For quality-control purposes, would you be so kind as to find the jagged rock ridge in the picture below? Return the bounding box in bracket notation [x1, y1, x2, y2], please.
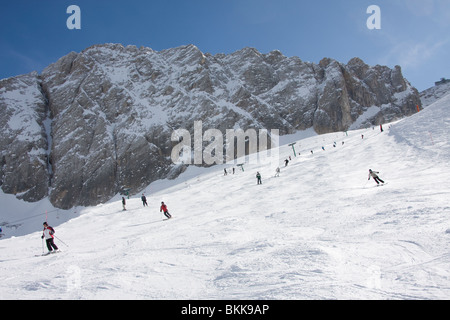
[0, 43, 421, 209]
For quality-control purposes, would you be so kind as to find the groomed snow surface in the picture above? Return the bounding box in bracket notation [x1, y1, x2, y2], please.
[1, 95, 449, 300]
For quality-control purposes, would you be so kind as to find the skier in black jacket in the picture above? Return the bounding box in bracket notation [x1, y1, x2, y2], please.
[141, 194, 148, 207]
[122, 197, 126, 210]
[256, 172, 262, 185]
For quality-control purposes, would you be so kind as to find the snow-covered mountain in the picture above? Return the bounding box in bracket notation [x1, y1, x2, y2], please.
[420, 81, 450, 107]
[0, 84, 448, 300]
[0, 44, 421, 210]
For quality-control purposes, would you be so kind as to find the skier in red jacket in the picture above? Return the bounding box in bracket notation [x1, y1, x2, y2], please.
[160, 202, 172, 219]
[41, 222, 59, 253]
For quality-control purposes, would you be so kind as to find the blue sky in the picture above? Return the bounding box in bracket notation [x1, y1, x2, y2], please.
[1, 0, 449, 91]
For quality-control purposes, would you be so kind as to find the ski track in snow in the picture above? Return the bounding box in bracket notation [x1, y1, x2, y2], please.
[1, 97, 450, 300]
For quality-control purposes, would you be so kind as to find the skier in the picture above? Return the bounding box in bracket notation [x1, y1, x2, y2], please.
[275, 167, 280, 177]
[141, 194, 148, 207]
[41, 222, 58, 254]
[380, 124, 384, 132]
[284, 159, 289, 167]
[256, 171, 262, 184]
[122, 197, 126, 211]
[160, 201, 172, 219]
[224, 168, 227, 176]
[368, 169, 385, 185]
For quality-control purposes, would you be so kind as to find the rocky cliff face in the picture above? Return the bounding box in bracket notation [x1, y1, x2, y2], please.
[0, 72, 50, 203]
[0, 43, 421, 209]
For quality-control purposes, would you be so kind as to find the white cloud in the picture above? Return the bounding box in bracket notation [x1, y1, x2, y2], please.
[399, 0, 450, 25]
[380, 39, 448, 68]
[403, 0, 435, 17]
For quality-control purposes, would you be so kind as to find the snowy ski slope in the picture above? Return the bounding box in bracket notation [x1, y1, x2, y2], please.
[0, 94, 449, 300]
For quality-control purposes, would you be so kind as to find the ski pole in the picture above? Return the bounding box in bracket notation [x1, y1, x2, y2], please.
[42, 237, 45, 254]
[363, 179, 370, 189]
[54, 235, 69, 247]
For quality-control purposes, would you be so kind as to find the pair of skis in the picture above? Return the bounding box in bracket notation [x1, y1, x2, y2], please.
[375, 182, 388, 187]
[35, 250, 62, 257]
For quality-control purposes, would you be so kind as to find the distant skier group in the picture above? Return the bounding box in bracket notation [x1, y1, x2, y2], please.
[255, 166, 385, 186]
[36, 196, 173, 256]
[124, 193, 171, 219]
[29, 125, 390, 256]
[251, 126, 388, 187]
